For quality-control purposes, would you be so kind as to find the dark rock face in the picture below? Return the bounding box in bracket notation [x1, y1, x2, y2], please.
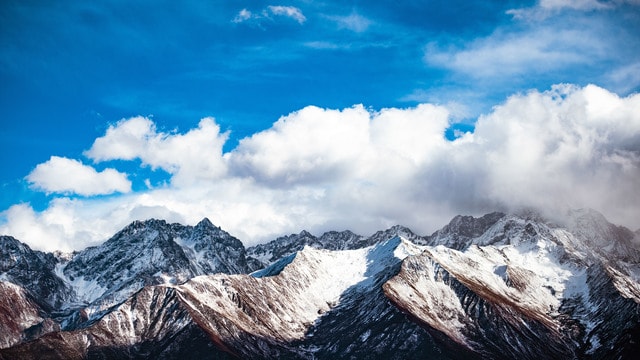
[0, 236, 73, 309]
[1, 218, 262, 345]
[425, 212, 506, 249]
[1, 210, 639, 359]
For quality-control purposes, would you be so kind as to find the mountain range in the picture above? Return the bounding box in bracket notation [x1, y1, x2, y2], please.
[0, 209, 638, 359]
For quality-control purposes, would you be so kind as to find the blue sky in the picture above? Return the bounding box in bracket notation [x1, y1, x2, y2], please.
[1, 1, 640, 251]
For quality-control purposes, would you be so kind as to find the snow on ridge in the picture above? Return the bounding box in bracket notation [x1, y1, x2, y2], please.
[177, 235, 425, 343]
[54, 262, 106, 305]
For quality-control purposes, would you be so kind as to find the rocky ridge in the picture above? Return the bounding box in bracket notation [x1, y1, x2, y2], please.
[0, 209, 638, 359]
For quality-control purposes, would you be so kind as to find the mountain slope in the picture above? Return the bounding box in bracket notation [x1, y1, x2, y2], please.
[178, 237, 438, 359]
[384, 212, 640, 359]
[0, 209, 638, 359]
[2, 237, 439, 359]
[0, 235, 73, 309]
[0, 281, 58, 349]
[57, 218, 259, 321]
[0, 285, 231, 359]
[246, 225, 423, 266]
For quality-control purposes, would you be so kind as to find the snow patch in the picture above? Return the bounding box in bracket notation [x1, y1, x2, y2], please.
[55, 263, 107, 304]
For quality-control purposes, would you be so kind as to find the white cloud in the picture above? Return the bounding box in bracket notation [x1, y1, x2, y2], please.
[0, 199, 129, 252]
[226, 104, 449, 185]
[606, 62, 640, 94]
[267, 6, 306, 24]
[2, 85, 640, 252]
[233, 9, 253, 23]
[508, 0, 639, 20]
[26, 156, 131, 196]
[232, 5, 306, 25]
[303, 41, 342, 50]
[85, 116, 228, 186]
[463, 84, 640, 223]
[424, 28, 604, 79]
[328, 12, 371, 33]
[538, 0, 608, 10]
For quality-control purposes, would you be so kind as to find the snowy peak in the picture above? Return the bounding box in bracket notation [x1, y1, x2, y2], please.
[170, 235, 429, 358]
[246, 225, 423, 267]
[194, 216, 214, 229]
[1, 211, 639, 359]
[0, 236, 72, 309]
[58, 218, 257, 317]
[367, 224, 425, 246]
[566, 208, 640, 262]
[426, 212, 505, 249]
[384, 211, 640, 359]
[175, 217, 253, 275]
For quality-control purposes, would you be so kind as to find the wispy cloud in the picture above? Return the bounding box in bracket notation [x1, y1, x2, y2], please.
[605, 62, 640, 94]
[4, 85, 640, 252]
[424, 27, 604, 80]
[232, 5, 306, 25]
[508, 0, 640, 20]
[327, 12, 371, 33]
[268, 6, 307, 24]
[232, 8, 253, 23]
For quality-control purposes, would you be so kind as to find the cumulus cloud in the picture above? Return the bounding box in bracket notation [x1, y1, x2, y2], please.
[26, 156, 131, 196]
[227, 104, 449, 185]
[0, 199, 128, 252]
[462, 84, 640, 223]
[2, 85, 640, 252]
[85, 116, 228, 186]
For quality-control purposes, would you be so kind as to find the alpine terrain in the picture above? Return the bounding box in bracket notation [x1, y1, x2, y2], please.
[0, 209, 638, 359]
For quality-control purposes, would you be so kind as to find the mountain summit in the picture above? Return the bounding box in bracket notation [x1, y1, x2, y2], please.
[1, 210, 638, 359]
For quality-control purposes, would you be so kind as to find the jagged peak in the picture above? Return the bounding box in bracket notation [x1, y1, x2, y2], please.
[435, 212, 505, 236]
[320, 229, 358, 236]
[195, 217, 217, 230]
[369, 224, 419, 240]
[298, 230, 315, 238]
[0, 235, 24, 246]
[118, 218, 170, 235]
[0, 235, 35, 254]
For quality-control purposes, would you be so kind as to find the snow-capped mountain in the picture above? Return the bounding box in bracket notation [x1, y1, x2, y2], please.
[0, 217, 262, 334]
[246, 225, 423, 266]
[1, 209, 639, 359]
[60, 218, 260, 319]
[0, 237, 439, 359]
[385, 212, 640, 359]
[0, 235, 73, 310]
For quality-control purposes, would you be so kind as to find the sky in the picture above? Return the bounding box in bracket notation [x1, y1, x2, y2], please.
[1, 0, 640, 251]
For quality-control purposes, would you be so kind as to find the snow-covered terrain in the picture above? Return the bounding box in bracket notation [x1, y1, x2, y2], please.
[0, 209, 638, 359]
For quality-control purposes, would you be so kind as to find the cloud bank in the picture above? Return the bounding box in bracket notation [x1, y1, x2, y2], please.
[2, 84, 639, 252]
